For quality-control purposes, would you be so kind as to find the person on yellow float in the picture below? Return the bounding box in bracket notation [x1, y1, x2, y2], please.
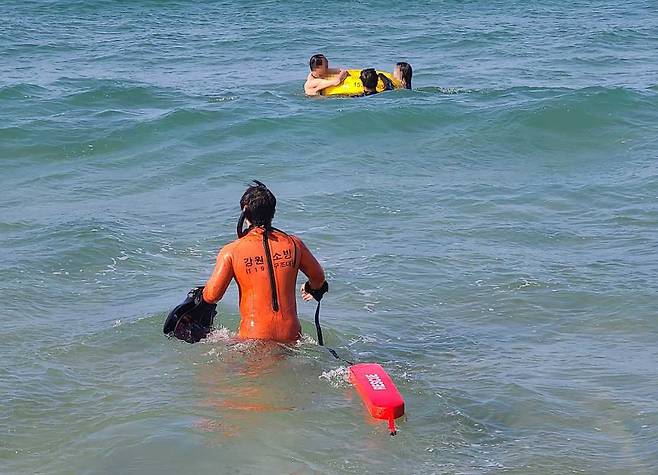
[306, 55, 413, 97]
[393, 62, 413, 89]
[304, 54, 349, 96]
[359, 68, 395, 96]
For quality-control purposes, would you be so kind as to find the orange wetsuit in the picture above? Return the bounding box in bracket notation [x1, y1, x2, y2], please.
[202, 227, 325, 342]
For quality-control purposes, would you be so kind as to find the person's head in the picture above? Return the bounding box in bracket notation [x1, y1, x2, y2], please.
[240, 180, 276, 227]
[360, 68, 379, 92]
[309, 54, 329, 76]
[394, 62, 413, 89]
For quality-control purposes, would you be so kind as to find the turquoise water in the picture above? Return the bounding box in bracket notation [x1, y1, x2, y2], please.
[2, 1, 658, 473]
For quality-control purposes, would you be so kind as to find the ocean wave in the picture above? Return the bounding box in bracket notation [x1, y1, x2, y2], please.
[58, 79, 187, 109]
[0, 83, 51, 100]
[3, 81, 655, 158]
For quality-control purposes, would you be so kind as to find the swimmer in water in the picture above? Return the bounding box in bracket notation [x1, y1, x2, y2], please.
[360, 68, 394, 96]
[201, 181, 328, 342]
[393, 62, 412, 89]
[304, 54, 349, 96]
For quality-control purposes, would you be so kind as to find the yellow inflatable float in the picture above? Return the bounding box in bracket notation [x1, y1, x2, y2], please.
[321, 69, 401, 97]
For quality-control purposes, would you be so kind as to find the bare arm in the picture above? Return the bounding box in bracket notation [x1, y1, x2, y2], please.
[304, 70, 349, 96]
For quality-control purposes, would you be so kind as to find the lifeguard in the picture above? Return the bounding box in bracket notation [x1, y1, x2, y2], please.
[202, 181, 328, 342]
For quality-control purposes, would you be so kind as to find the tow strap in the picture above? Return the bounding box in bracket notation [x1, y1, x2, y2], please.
[313, 298, 353, 365]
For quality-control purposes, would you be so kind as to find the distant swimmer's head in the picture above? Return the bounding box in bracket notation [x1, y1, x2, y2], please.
[360, 68, 379, 93]
[309, 54, 329, 76]
[394, 62, 413, 89]
[240, 180, 277, 229]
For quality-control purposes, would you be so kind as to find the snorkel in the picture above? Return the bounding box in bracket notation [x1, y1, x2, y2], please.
[236, 210, 247, 238]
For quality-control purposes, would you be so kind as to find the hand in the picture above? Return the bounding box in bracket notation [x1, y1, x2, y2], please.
[300, 283, 314, 301]
[301, 280, 329, 302]
[338, 69, 348, 81]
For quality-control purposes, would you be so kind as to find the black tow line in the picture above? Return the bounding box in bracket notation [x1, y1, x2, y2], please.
[313, 298, 353, 366]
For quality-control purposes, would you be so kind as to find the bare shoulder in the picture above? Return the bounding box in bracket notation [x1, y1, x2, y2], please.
[304, 73, 319, 95]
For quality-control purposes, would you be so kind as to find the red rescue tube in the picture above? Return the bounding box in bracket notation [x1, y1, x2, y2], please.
[349, 363, 405, 435]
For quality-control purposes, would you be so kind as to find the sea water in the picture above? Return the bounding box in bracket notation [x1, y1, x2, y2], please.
[1, 1, 657, 473]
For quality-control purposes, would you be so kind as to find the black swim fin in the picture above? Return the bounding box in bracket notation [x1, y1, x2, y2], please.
[163, 286, 217, 343]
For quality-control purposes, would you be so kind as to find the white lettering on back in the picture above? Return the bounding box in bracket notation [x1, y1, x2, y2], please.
[365, 373, 386, 391]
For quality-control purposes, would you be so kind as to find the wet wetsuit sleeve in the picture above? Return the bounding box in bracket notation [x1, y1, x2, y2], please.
[294, 236, 325, 288]
[203, 244, 235, 303]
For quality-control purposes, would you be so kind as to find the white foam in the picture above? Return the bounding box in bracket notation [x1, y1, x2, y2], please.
[319, 366, 351, 388]
[202, 326, 236, 344]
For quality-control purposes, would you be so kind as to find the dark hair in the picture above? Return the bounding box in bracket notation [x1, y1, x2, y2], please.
[309, 54, 326, 71]
[360, 68, 378, 91]
[240, 180, 276, 227]
[396, 62, 412, 89]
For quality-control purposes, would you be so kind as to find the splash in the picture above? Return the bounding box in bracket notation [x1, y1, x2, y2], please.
[319, 366, 351, 388]
[296, 333, 318, 346]
[202, 326, 236, 344]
